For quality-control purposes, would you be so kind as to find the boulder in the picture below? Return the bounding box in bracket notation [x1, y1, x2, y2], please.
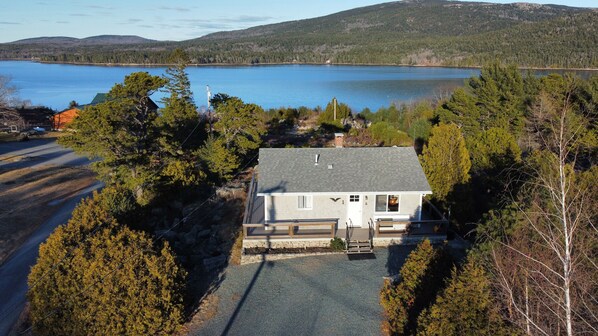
[184, 232, 196, 246]
[151, 207, 165, 216]
[203, 254, 227, 271]
[169, 200, 183, 211]
[197, 229, 211, 239]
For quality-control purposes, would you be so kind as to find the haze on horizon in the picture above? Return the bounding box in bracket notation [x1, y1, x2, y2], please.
[1, 0, 596, 43]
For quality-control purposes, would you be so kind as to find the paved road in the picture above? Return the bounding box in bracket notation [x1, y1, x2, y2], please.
[0, 138, 90, 170]
[0, 138, 95, 335]
[192, 246, 415, 336]
[0, 182, 102, 335]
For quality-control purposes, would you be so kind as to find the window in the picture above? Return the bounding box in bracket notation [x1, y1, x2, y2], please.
[375, 194, 400, 212]
[349, 195, 360, 202]
[375, 195, 387, 211]
[298, 195, 313, 209]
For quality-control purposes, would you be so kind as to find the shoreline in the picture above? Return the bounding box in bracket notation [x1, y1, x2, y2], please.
[1, 59, 597, 72]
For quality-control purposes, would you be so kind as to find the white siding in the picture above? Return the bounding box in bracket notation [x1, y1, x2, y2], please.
[266, 194, 347, 228]
[266, 193, 424, 230]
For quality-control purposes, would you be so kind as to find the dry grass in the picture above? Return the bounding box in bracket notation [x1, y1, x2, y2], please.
[8, 302, 32, 336]
[181, 294, 220, 334]
[0, 165, 96, 264]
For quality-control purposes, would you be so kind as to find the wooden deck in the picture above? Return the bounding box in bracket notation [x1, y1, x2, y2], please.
[242, 169, 448, 241]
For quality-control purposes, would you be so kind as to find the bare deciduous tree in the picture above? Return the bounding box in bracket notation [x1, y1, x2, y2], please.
[0, 75, 18, 109]
[489, 80, 597, 336]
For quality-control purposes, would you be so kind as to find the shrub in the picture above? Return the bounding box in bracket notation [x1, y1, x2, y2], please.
[330, 237, 345, 251]
[28, 192, 186, 335]
[417, 257, 511, 336]
[380, 239, 452, 335]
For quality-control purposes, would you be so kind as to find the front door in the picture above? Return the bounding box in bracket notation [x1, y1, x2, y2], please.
[347, 194, 363, 227]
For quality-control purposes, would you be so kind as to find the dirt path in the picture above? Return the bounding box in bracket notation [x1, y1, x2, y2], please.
[0, 165, 96, 265]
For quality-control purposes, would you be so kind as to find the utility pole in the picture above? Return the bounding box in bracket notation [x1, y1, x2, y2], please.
[333, 97, 337, 121]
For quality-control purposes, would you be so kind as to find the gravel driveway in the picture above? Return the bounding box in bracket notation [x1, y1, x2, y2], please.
[191, 246, 414, 336]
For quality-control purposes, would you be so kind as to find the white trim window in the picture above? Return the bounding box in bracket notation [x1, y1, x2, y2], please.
[375, 194, 400, 212]
[298, 195, 313, 210]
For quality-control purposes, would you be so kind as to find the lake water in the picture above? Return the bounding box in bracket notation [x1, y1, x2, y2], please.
[0, 61, 481, 111]
[0, 61, 593, 112]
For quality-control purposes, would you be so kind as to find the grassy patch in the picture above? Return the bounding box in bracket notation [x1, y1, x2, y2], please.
[0, 166, 96, 264]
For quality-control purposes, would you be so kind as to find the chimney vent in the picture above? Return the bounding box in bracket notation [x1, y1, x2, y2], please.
[334, 133, 344, 148]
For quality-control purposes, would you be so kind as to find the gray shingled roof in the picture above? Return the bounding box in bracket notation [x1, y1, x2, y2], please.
[257, 147, 432, 194]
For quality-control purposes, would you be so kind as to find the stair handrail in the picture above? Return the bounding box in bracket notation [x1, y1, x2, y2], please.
[368, 218, 374, 250]
[345, 221, 350, 250]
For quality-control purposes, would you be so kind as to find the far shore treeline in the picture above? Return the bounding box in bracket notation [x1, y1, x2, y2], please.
[1, 1, 597, 69]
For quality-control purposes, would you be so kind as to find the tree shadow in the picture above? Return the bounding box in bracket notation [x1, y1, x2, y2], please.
[385, 244, 413, 276]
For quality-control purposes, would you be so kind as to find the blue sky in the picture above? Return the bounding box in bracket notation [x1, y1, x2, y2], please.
[1, 1, 595, 43]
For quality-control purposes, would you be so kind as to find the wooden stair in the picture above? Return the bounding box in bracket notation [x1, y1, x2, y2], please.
[345, 240, 373, 254]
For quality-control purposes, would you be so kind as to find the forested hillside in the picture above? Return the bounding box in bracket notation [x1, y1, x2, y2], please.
[0, 0, 596, 68]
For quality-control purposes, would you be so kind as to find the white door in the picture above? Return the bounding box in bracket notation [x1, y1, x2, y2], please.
[347, 194, 363, 227]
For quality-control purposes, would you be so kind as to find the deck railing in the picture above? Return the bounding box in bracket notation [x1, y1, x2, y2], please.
[243, 220, 337, 240]
[242, 168, 258, 225]
[376, 219, 448, 237]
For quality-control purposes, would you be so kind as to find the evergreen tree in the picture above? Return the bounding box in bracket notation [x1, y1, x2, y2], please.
[417, 257, 511, 336]
[59, 72, 167, 204]
[159, 49, 202, 151]
[380, 239, 452, 335]
[213, 96, 266, 156]
[199, 135, 240, 180]
[468, 62, 525, 134]
[420, 124, 471, 201]
[28, 191, 186, 335]
[436, 88, 481, 138]
[157, 49, 206, 187]
[317, 98, 351, 127]
[439, 62, 526, 137]
[468, 127, 521, 173]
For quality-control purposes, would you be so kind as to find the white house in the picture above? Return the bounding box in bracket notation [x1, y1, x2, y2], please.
[243, 136, 448, 253]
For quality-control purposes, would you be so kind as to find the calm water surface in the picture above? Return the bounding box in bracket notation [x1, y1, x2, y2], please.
[2, 61, 594, 112]
[0, 61, 483, 111]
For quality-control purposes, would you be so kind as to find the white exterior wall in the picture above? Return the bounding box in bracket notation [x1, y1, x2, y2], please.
[266, 194, 347, 228]
[265, 193, 424, 229]
[362, 193, 423, 224]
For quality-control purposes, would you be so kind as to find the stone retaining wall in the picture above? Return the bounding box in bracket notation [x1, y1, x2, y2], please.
[242, 239, 331, 249]
[240, 235, 447, 265]
[373, 235, 446, 247]
[241, 251, 343, 265]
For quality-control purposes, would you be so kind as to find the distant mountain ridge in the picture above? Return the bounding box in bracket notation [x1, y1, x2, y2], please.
[0, 1, 596, 68]
[10, 35, 157, 46]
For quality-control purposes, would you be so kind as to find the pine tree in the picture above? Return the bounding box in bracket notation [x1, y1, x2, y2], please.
[159, 49, 202, 151]
[213, 96, 266, 156]
[59, 72, 167, 204]
[468, 127, 521, 173]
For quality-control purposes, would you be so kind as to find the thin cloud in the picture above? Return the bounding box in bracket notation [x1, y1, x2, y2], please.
[127, 19, 143, 23]
[223, 15, 274, 23]
[86, 5, 114, 10]
[69, 13, 91, 17]
[55, 21, 69, 24]
[159, 24, 183, 29]
[159, 6, 188, 12]
[138, 25, 153, 28]
[0, 21, 20, 25]
[190, 22, 233, 30]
